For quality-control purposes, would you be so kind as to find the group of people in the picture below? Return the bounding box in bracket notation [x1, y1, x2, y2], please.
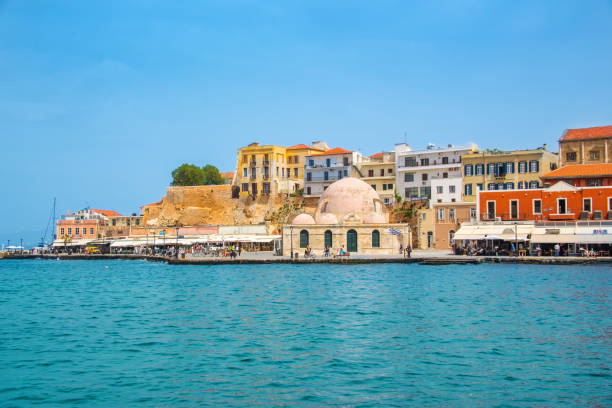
[399, 244, 412, 258]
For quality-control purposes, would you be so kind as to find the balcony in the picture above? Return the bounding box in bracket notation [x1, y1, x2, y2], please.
[249, 161, 257, 167]
[263, 160, 270, 166]
[306, 175, 346, 182]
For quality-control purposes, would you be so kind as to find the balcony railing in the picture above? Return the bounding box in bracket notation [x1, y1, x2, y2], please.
[306, 175, 346, 182]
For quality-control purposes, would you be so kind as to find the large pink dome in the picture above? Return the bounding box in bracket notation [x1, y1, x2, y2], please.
[292, 213, 315, 225]
[315, 177, 388, 224]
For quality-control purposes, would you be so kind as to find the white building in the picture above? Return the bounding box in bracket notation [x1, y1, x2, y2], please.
[430, 177, 463, 205]
[304, 147, 364, 197]
[395, 143, 478, 201]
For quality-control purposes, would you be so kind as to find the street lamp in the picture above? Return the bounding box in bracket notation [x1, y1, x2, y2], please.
[175, 226, 179, 259]
[290, 225, 294, 259]
[514, 222, 518, 256]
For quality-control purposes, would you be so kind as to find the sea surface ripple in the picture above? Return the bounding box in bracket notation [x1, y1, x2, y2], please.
[0, 260, 610, 407]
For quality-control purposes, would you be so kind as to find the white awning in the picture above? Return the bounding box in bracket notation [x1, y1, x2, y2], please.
[531, 234, 612, 244]
[52, 239, 95, 247]
[453, 224, 533, 241]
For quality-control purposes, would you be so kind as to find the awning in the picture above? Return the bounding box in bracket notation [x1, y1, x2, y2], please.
[453, 225, 533, 242]
[52, 239, 95, 247]
[531, 234, 612, 244]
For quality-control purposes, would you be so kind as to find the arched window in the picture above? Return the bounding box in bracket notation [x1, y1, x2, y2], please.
[299, 230, 309, 248]
[347, 229, 358, 252]
[372, 230, 380, 248]
[324, 230, 333, 248]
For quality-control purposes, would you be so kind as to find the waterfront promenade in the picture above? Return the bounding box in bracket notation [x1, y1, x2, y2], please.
[4, 250, 612, 265]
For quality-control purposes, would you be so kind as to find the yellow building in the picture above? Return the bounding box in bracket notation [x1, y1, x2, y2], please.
[285, 143, 327, 194]
[235, 143, 287, 197]
[461, 146, 558, 202]
[416, 207, 434, 249]
[357, 152, 396, 206]
[559, 125, 612, 166]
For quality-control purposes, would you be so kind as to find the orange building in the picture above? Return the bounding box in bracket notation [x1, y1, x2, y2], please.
[478, 182, 612, 222]
[55, 208, 120, 242]
[541, 163, 612, 187]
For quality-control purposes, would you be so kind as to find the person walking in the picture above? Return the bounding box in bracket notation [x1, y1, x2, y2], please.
[554, 243, 560, 257]
[405, 244, 412, 258]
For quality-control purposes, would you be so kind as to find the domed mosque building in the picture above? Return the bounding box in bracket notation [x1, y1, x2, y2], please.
[282, 177, 411, 256]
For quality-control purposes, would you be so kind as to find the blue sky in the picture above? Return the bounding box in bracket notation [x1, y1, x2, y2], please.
[1, 0, 611, 245]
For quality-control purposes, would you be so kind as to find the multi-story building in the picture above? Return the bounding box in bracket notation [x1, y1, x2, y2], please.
[559, 125, 612, 166]
[283, 142, 328, 194]
[478, 182, 612, 222]
[430, 177, 462, 205]
[105, 215, 144, 239]
[461, 146, 558, 202]
[234, 143, 287, 197]
[395, 143, 477, 202]
[56, 208, 120, 242]
[415, 207, 434, 249]
[432, 202, 476, 249]
[541, 163, 612, 187]
[357, 151, 396, 205]
[304, 147, 364, 197]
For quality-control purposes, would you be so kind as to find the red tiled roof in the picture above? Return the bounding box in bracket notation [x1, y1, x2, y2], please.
[140, 200, 163, 209]
[91, 209, 121, 217]
[370, 153, 383, 158]
[560, 125, 612, 141]
[220, 172, 234, 179]
[286, 144, 324, 151]
[541, 163, 612, 179]
[310, 147, 353, 157]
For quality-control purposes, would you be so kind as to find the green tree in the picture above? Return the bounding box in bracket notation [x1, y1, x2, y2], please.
[202, 164, 225, 185]
[171, 164, 206, 186]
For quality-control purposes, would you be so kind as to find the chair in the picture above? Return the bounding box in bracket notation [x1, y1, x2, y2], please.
[593, 211, 603, 220]
[579, 211, 590, 220]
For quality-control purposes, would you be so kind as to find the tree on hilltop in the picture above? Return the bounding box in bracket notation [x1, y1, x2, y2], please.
[171, 163, 225, 186]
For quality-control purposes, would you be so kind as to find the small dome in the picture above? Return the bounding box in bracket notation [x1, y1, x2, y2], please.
[292, 213, 315, 225]
[316, 213, 339, 224]
[364, 212, 386, 223]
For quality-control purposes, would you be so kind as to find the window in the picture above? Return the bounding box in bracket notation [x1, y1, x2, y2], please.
[464, 184, 472, 196]
[405, 187, 418, 198]
[421, 158, 429, 166]
[464, 164, 473, 176]
[470, 208, 476, 219]
[566, 152, 577, 162]
[135, 219, 140, 226]
[487, 163, 496, 174]
[477, 183, 483, 192]
[533, 200, 542, 214]
[518, 161, 527, 173]
[422, 174, 428, 181]
[518, 181, 523, 189]
[510, 200, 519, 219]
[404, 173, 414, 182]
[293, 168, 298, 177]
[448, 208, 455, 221]
[343, 157, 349, 166]
[306, 172, 312, 181]
[506, 162, 515, 174]
[436, 186, 443, 194]
[243, 168, 247, 177]
[557, 198, 567, 214]
[60, 228, 65, 235]
[443, 172, 448, 179]
[387, 168, 393, 174]
[380, 169, 385, 176]
[506, 182, 514, 190]
[82, 228, 87, 235]
[437, 208, 445, 220]
[529, 160, 539, 173]
[346, 229, 358, 252]
[371, 184, 377, 190]
[306, 187, 311, 195]
[324, 171, 329, 181]
[420, 186, 431, 198]
[387, 184, 393, 190]
[583, 198, 592, 213]
[442, 157, 449, 164]
[112, 219, 116, 226]
[372, 230, 380, 248]
[299, 230, 309, 248]
[75, 228, 80, 235]
[475, 164, 484, 175]
[449, 185, 456, 193]
[382, 184, 387, 190]
[589, 150, 601, 160]
[609, 197, 612, 211]
[68, 228, 72, 235]
[529, 181, 539, 189]
[422, 213, 426, 220]
[324, 230, 332, 248]
[487, 201, 496, 220]
[294, 156, 299, 163]
[587, 178, 602, 186]
[368, 170, 374, 177]
[487, 183, 496, 190]
[309, 159, 314, 166]
[242, 183, 248, 192]
[405, 156, 416, 167]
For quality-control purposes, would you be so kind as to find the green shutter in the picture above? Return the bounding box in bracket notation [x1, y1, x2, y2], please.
[299, 230, 309, 248]
[372, 230, 380, 248]
[324, 230, 332, 248]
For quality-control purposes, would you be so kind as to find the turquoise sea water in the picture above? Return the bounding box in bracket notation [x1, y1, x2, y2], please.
[0, 260, 610, 407]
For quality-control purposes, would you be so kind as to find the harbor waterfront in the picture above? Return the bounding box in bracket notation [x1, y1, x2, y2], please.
[0, 259, 610, 406]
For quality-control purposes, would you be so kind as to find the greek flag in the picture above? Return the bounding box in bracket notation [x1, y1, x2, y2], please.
[388, 227, 402, 236]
